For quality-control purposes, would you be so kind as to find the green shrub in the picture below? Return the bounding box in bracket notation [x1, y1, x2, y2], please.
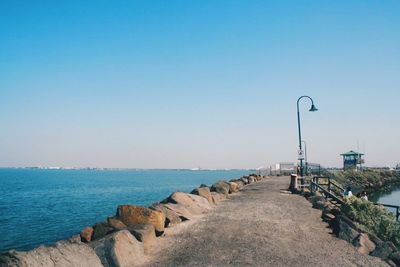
[342, 197, 400, 247]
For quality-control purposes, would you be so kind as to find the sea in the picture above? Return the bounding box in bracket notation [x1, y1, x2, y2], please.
[372, 187, 400, 216]
[0, 168, 251, 253]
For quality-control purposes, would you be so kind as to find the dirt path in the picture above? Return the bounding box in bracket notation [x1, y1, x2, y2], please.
[142, 177, 388, 267]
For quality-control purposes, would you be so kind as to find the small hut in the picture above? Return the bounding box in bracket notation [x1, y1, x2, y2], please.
[340, 150, 364, 170]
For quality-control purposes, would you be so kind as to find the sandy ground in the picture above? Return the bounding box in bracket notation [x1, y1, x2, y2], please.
[140, 177, 388, 267]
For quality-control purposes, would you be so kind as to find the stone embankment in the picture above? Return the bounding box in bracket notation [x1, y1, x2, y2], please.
[0, 174, 263, 267]
[332, 170, 400, 194]
[308, 193, 400, 266]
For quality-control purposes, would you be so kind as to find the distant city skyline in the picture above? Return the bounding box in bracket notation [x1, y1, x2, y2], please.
[1, 1, 399, 169]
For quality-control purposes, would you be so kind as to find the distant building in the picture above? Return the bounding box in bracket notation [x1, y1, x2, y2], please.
[271, 162, 296, 175]
[340, 150, 364, 170]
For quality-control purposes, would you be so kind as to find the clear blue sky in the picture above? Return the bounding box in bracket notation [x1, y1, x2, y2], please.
[0, 1, 399, 169]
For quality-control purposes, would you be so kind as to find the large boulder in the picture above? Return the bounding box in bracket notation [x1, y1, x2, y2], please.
[230, 179, 244, 187]
[150, 203, 182, 227]
[0, 239, 102, 267]
[116, 205, 165, 236]
[127, 224, 156, 254]
[210, 192, 226, 203]
[161, 191, 214, 220]
[80, 226, 94, 242]
[210, 181, 230, 195]
[107, 217, 127, 231]
[389, 251, 400, 266]
[240, 177, 249, 185]
[92, 222, 115, 241]
[163, 192, 212, 214]
[332, 215, 360, 243]
[90, 230, 144, 267]
[248, 176, 256, 183]
[228, 182, 240, 193]
[371, 241, 397, 260]
[352, 233, 376, 255]
[191, 187, 214, 204]
[163, 203, 195, 220]
[234, 180, 244, 189]
[309, 196, 327, 210]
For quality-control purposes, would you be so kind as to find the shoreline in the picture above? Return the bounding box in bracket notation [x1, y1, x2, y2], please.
[0, 169, 252, 254]
[0, 174, 264, 266]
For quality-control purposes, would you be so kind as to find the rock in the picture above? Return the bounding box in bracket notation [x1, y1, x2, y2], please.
[93, 222, 115, 241]
[240, 177, 249, 185]
[228, 182, 239, 193]
[352, 233, 376, 255]
[191, 187, 214, 204]
[313, 200, 326, 210]
[68, 235, 82, 244]
[90, 230, 144, 267]
[163, 192, 211, 212]
[116, 205, 165, 236]
[371, 241, 397, 260]
[211, 192, 226, 203]
[80, 226, 94, 242]
[248, 176, 256, 183]
[0, 239, 102, 267]
[332, 215, 360, 243]
[163, 203, 195, 220]
[255, 175, 262, 181]
[210, 181, 230, 195]
[150, 203, 182, 227]
[368, 233, 384, 247]
[199, 184, 208, 188]
[107, 217, 127, 230]
[322, 213, 336, 222]
[309, 196, 326, 210]
[389, 251, 400, 266]
[160, 192, 212, 221]
[235, 180, 244, 188]
[127, 224, 156, 254]
[230, 179, 244, 188]
[187, 193, 212, 210]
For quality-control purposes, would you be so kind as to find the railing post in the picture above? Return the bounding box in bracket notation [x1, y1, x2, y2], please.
[328, 178, 331, 193]
[397, 207, 399, 221]
[311, 177, 315, 193]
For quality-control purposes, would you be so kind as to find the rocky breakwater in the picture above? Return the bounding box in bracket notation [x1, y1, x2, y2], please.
[0, 174, 266, 267]
[332, 170, 400, 195]
[308, 193, 400, 266]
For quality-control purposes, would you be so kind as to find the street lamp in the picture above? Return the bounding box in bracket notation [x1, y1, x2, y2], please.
[297, 96, 317, 189]
[302, 140, 308, 175]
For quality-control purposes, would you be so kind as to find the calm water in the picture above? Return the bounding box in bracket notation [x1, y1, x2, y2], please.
[0, 168, 250, 253]
[374, 186, 400, 215]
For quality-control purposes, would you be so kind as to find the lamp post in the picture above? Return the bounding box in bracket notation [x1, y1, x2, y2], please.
[297, 96, 318, 189]
[302, 140, 308, 175]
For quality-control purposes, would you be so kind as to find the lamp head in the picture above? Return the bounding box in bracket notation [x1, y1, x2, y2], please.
[309, 104, 318, 112]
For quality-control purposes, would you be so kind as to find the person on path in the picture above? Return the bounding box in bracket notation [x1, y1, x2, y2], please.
[344, 186, 353, 198]
[360, 191, 368, 201]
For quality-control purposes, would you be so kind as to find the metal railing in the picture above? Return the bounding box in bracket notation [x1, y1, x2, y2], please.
[310, 175, 400, 220]
[310, 180, 344, 205]
[373, 203, 400, 221]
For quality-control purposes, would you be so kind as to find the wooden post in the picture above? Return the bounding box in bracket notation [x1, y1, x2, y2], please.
[328, 178, 331, 193]
[290, 174, 298, 193]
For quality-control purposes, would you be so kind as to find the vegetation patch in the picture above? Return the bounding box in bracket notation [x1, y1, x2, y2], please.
[342, 197, 400, 248]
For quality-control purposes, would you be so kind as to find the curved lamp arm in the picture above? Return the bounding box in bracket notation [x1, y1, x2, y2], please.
[297, 95, 317, 150]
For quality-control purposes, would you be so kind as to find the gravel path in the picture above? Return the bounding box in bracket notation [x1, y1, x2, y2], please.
[142, 177, 388, 267]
